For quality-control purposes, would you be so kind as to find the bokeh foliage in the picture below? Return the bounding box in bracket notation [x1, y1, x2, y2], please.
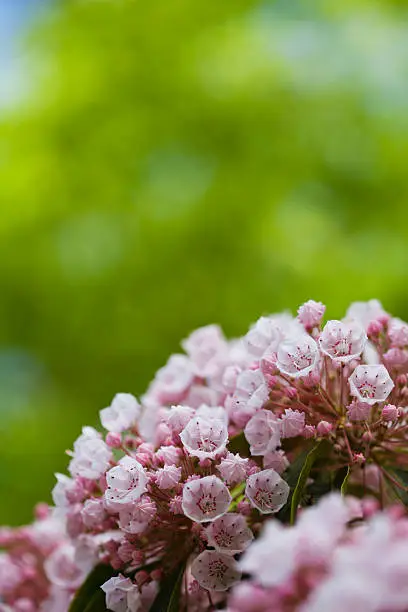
[1, 0, 408, 524]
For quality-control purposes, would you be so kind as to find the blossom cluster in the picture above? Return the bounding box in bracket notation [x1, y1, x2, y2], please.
[2, 299, 408, 612]
[0, 505, 86, 612]
[228, 493, 408, 612]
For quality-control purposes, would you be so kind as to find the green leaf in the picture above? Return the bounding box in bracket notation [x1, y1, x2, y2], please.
[290, 440, 328, 525]
[69, 565, 116, 612]
[228, 432, 250, 457]
[340, 466, 350, 496]
[150, 562, 185, 612]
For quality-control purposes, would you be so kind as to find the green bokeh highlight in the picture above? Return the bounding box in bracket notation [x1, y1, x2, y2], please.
[1, 0, 408, 524]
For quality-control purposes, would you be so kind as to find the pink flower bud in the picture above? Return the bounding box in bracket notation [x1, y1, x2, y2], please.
[361, 497, 380, 518]
[34, 503, 50, 520]
[362, 431, 373, 443]
[382, 404, 399, 422]
[303, 425, 316, 439]
[367, 320, 383, 337]
[106, 432, 122, 448]
[316, 420, 333, 436]
[353, 452, 365, 464]
[135, 570, 150, 587]
[150, 569, 163, 581]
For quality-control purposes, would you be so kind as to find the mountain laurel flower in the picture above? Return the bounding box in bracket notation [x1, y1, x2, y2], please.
[101, 575, 141, 612]
[147, 354, 194, 404]
[81, 498, 106, 529]
[345, 299, 389, 331]
[51, 473, 83, 507]
[244, 410, 280, 456]
[166, 405, 195, 434]
[217, 452, 249, 485]
[319, 320, 367, 363]
[155, 465, 182, 489]
[205, 513, 253, 555]
[388, 318, 408, 348]
[104, 456, 148, 511]
[191, 550, 241, 591]
[181, 324, 228, 378]
[230, 369, 269, 422]
[68, 427, 112, 480]
[349, 364, 394, 405]
[381, 404, 400, 422]
[44, 543, 86, 590]
[156, 445, 182, 465]
[180, 417, 228, 460]
[244, 314, 303, 358]
[297, 300, 326, 330]
[245, 469, 290, 514]
[99, 393, 141, 433]
[182, 476, 231, 523]
[276, 334, 319, 378]
[279, 409, 305, 438]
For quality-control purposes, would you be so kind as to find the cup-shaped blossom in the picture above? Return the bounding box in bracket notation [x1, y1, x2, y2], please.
[245, 314, 303, 358]
[246, 469, 289, 514]
[205, 513, 253, 555]
[191, 550, 241, 591]
[319, 320, 367, 363]
[180, 417, 228, 460]
[276, 334, 319, 378]
[244, 410, 280, 456]
[99, 393, 141, 433]
[345, 299, 388, 331]
[104, 456, 148, 511]
[182, 476, 231, 523]
[348, 364, 394, 405]
[69, 427, 112, 480]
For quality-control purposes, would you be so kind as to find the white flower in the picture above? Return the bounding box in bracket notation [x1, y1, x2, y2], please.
[100, 393, 140, 433]
[68, 427, 112, 480]
[345, 299, 388, 331]
[319, 320, 367, 363]
[231, 368, 269, 420]
[182, 324, 229, 378]
[191, 550, 241, 591]
[245, 469, 289, 514]
[180, 416, 228, 460]
[244, 314, 303, 358]
[44, 544, 87, 590]
[349, 365, 394, 406]
[101, 575, 142, 612]
[276, 334, 319, 378]
[205, 513, 253, 555]
[182, 476, 231, 523]
[104, 456, 148, 511]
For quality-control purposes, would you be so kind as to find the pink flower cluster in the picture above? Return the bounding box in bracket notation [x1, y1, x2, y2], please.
[228, 493, 408, 612]
[2, 299, 408, 612]
[0, 505, 86, 611]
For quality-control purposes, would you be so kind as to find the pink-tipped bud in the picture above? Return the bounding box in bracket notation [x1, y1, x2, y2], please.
[34, 502, 50, 520]
[367, 320, 383, 337]
[106, 432, 122, 448]
[362, 431, 373, 443]
[397, 374, 408, 387]
[199, 458, 212, 469]
[353, 452, 365, 464]
[382, 404, 400, 422]
[237, 500, 252, 516]
[361, 497, 380, 518]
[135, 570, 150, 587]
[317, 420, 333, 436]
[150, 569, 164, 582]
[303, 425, 316, 439]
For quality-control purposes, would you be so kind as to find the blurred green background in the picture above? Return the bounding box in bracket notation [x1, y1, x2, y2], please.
[1, 0, 408, 525]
